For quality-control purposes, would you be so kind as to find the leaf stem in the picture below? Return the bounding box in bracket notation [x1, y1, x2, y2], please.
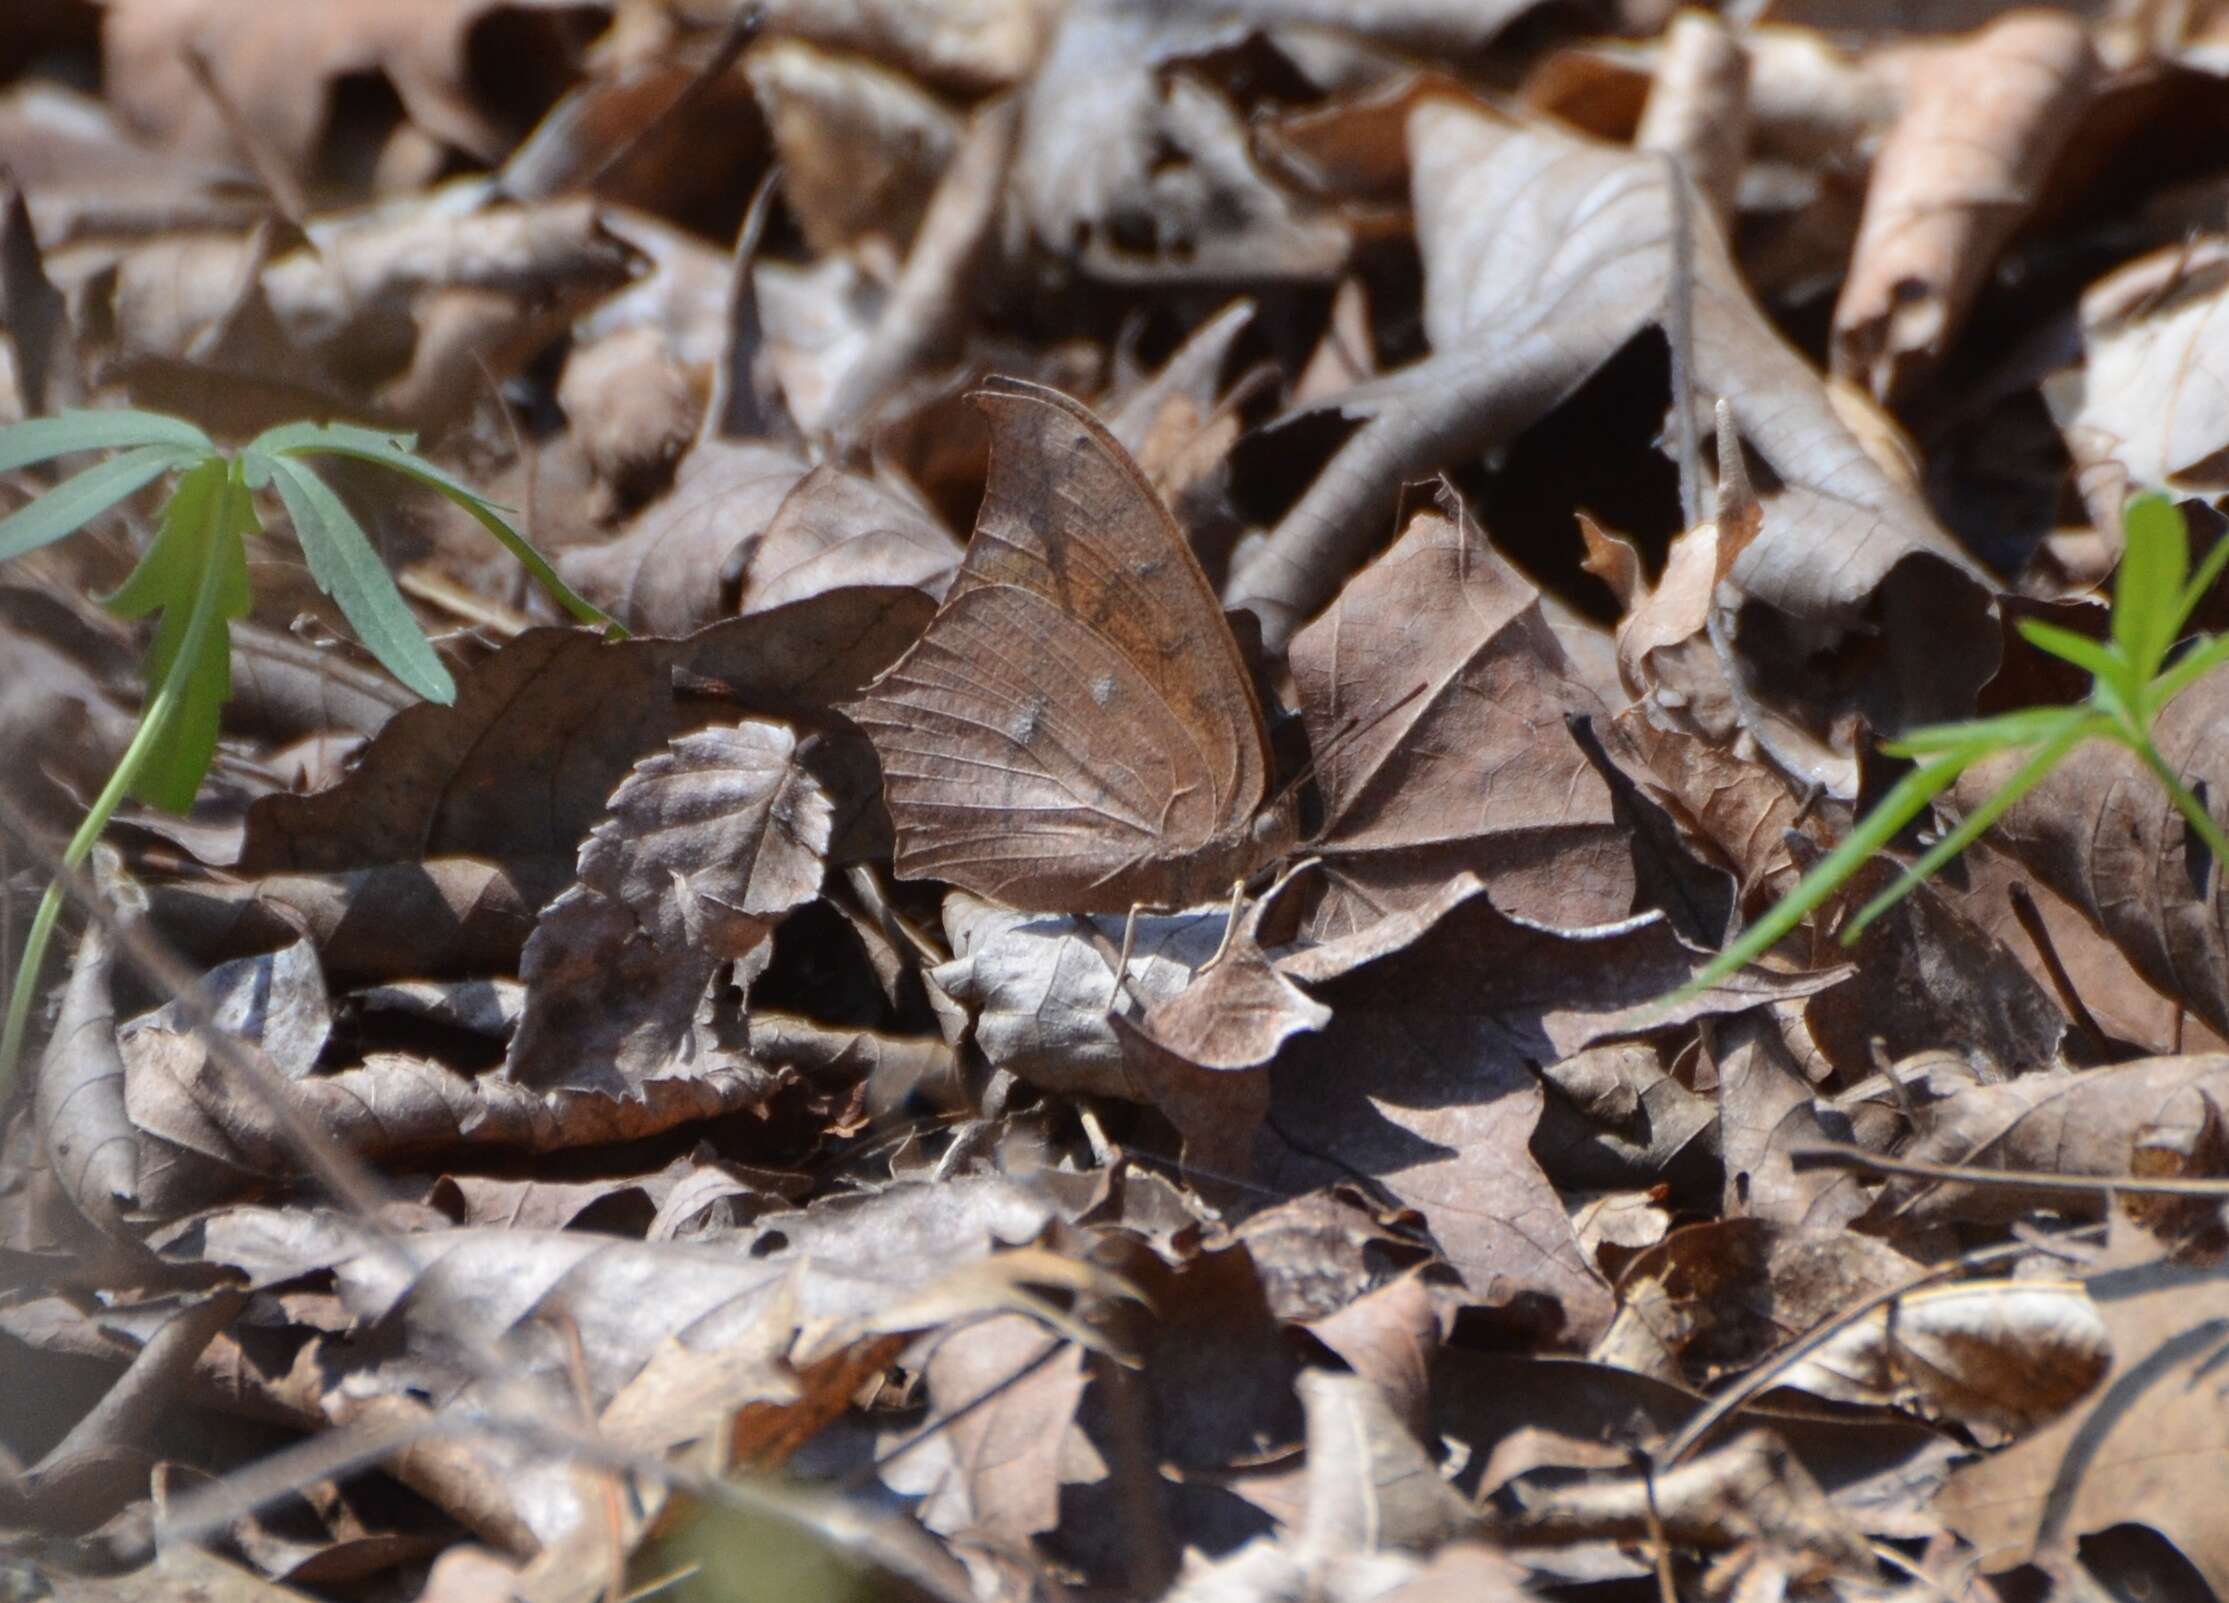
[0, 466, 241, 1094]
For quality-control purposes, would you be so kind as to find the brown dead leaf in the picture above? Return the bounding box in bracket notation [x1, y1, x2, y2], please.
[86, 199, 636, 421]
[1780, 1277, 2109, 1435]
[732, 461, 962, 617]
[819, 93, 1020, 436]
[506, 721, 832, 1096]
[1963, 667, 2229, 1042]
[122, 1037, 782, 1217]
[103, 0, 597, 172]
[237, 593, 928, 878]
[1014, 2, 1349, 283]
[557, 441, 808, 635]
[36, 855, 143, 1242]
[1937, 1231, 2229, 1595]
[1289, 500, 1628, 933]
[887, 1313, 1089, 1544]
[144, 858, 563, 987]
[1833, 11, 2099, 404]
[1295, 1369, 1478, 1559]
[2049, 235, 2229, 534]
[1228, 95, 1995, 776]
[1876, 1053, 2229, 1227]
[556, 328, 704, 512]
[747, 38, 962, 258]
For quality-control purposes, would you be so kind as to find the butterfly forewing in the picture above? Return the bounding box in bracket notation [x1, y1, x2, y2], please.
[845, 379, 1283, 913]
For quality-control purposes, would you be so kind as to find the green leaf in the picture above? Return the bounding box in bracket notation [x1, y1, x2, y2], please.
[2130, 737, 2229, 884]
[2179, 519, 2229, 632]
[1843, 719, 2090, 942]
[2016, 618, 2129, 690]
[102, 457, 228, 618]
[131, 467, 253, 811]
[256, 450, 454, 704]
[258, 423, 621, 634]
[1882, 705, 2088, 757]
[0, 443, 200, 563]
[1666, 753, 1974, 1001]
[0, 409, 211, 474]
[2150, 631, 2229, 708]
[2114, 494, 2188, 678]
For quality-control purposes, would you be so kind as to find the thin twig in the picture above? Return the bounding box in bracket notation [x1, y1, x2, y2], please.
[1660, 1230, 2093, 1466]
[1792, 1139, 2229, 1197]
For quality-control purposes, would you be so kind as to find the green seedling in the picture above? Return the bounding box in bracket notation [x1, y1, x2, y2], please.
[0, 408, 619, 1091]
[1677, 491, 2229, 1000]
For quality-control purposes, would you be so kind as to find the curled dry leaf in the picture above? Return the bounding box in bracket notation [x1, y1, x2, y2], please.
[739, 0, 1056, 95]
[81, 199, 636, 408]
[1229, 93, 1994, 775]
[506, 721, 833, 1096]
[1832, 11, 2098, 404]
[144, 858, 564, 987]
[36, 855, 142, 1240]
[931, 896, 1235, 1099]
[2047, 235, 2229, 536]
[102, 0, 595, 170]
[818, 91, 1020, 435]
[1295, 1369, 1479, 1559]
[1937, 1234, 2229, 1594]
[731, 461, 962, 616]
[1777, 1278, 2110, 1436]
[746, 37, 962, 257]
[556, 327, 705, 511]
[882, 1312, 1089, 1544]
[1014, 1, 1350, 283]
[122, 1044, 782, 1217]
[1874, 1053, 2229, 1226]
[558, 440, 809, 635]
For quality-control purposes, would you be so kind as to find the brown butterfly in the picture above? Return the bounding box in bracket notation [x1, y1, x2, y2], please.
[845, 377, 1299, 914]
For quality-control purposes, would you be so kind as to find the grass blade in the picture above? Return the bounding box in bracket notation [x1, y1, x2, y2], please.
[258, 451, 454, 704]
[2015, 618, 2127, 689]
[2114, 494, 2186, 677]
[1843, 720, 2091, 941]
[1666, 754, 1973, 1001]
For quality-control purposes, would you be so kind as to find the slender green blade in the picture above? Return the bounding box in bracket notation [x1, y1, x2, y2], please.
[2015, 618, 2129, 690]
[259, 451, 454, 704]
[265, 427, 620, 634]
[2151, 631, 2229, 707]
[1883, 705, 2086, 756]
[2181, 518, 2229, 630]
[2114, 494, 2187, 677]
[0, 409, 211, 473]
[1663, 754, 1971, 1001]
[1844, 721, 2089, 942]
[0, 444, 197, 563]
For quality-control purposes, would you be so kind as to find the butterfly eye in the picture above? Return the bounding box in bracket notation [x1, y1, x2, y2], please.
[1250, 810, 1283, 847]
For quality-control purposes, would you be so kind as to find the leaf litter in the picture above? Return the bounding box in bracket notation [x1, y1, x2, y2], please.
[4, 4, 2229, 1601]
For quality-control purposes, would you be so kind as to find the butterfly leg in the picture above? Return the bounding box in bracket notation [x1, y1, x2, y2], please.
[1106, 899, 1176, 1013]
[1201, 879, 1248, 973]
